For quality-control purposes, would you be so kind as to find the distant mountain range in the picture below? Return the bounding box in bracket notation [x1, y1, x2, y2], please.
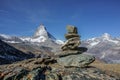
[81, 33, 120, 63]
[0, 25, 120, 63]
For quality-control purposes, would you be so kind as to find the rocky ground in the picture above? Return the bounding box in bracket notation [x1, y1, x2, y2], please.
[0, 57, 120, 80]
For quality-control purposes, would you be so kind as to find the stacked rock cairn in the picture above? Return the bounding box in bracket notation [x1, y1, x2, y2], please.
[57, 25, 95, 67]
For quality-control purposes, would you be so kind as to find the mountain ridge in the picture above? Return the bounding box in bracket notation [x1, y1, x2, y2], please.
[81, 33, 120, 63]
[0, 39, 34, 65]
[0, 25, 120, 63]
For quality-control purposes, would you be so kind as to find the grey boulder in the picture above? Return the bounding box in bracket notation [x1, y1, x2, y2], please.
[57, 53, 95, 67]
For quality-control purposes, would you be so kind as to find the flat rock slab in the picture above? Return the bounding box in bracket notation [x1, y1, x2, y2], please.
[56, 47, 88, 57]
[56, 50, 82, 57]
[57, 54, 95, 67]
[65, 34, 80, 39]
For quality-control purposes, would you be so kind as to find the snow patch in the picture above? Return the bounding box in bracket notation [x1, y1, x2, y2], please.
[107, 39, 119, 44]
[20, 37, 31, 41]
[20, 36, 47, 43]
[100, 52, 106, 59]
[0, 34, 11, 39]
[55, 40, 64, 45]
[88, 38, 96, 41]
[90, 41, 100, 46]
[4, 41, 20, 43]
[30, 36, 46, 42]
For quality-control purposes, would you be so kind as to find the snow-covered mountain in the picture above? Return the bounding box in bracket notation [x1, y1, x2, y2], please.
[85, 33, 119, 46]
[33, 24, 56, 40]
[82, 33, 120, 48]
[20, 24, 56, 43]
[0, 24, 63, 44]
[0, 24, 63, 55]
[81, 33, 120, 63]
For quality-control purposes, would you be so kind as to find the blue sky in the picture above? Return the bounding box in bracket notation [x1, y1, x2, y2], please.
[0, 0, 120, 40]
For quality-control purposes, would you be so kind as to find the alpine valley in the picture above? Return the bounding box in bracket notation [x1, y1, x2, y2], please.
[0, 24, 120, 64]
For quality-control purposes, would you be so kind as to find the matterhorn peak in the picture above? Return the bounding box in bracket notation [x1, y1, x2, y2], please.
[33, 24, 56, 41]
[33, 24, 48, 38]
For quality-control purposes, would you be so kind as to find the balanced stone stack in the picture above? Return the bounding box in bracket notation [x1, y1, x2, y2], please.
[57, 25, 95, 67]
